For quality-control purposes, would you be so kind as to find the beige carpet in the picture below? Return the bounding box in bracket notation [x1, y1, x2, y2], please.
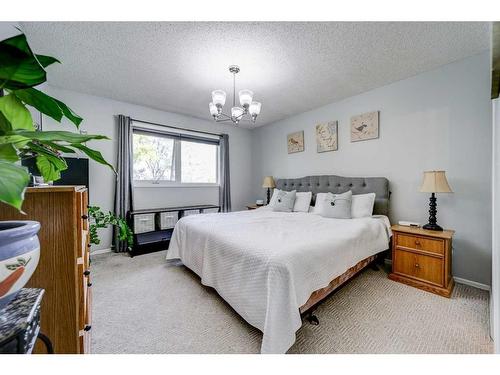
[90, 251, 493, 354]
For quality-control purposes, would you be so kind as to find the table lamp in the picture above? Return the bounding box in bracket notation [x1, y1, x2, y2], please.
[262, 176, 276, 204]
[419, 170, 453, 231]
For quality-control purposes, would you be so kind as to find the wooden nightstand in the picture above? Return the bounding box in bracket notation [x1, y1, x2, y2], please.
[388, 225, 454, 298]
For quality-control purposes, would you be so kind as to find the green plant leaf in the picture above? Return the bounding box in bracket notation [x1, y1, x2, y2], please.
[2, 33, 33, 55]
[52, 98, 83, 127]
[0, 130, 108, 144]
[0, 94, 34, 130]
[13, 88, 63, 122]
[35, 54, 60, 68]
[71, 143, 115, 172]
[0, 143, 19, 162]
[43, 141, 76, 154]
[35, 155, 61, 182]
[0, 112, 12, 133]
[0, 34, 47, 90]
[28, 141, 68, 182]
[0, 161, 29, 210]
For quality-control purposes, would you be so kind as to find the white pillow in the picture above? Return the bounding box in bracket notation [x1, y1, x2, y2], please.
[351, 193, 376, 218]
[293, 192, 312, 212]
[269, 188, 281, 206]
[272, 190, 296, 212]
[319, 191, 353, 219]
[312, 193, 329, 214]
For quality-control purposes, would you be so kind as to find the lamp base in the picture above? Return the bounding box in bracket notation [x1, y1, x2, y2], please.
[422, 223, 443, 231]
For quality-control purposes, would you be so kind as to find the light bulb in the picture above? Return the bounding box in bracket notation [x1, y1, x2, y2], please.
[238, 89, 253, 108]
[211, 90, 226, 106]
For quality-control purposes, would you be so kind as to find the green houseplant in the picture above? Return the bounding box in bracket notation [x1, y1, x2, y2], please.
[88, 206, 133, 249]
[0, 32, 113, 210]
[0, 31, 128, 306]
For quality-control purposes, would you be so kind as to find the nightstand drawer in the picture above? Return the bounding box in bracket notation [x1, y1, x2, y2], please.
[396, 233, 444, 255]
[393, 249, 444, 286]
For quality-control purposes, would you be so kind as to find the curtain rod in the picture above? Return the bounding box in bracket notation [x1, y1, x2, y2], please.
[130, 118, 223, 138]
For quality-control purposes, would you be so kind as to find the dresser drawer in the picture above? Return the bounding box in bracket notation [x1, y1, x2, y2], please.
[396, 233, 444, 255]
[393, 249, 444, 286]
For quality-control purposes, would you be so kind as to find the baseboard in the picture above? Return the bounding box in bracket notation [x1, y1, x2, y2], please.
[383, 259, 490, 291]
[91, 248, 112, 255]
[453, 277, 491, 291]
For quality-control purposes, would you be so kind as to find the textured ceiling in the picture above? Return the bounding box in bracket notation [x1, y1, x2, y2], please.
[19, 22, 490, 128]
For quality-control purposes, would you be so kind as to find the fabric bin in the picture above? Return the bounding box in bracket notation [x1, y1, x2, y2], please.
[157, 211, 178, 229]
[134, 213, 155, 234]
[183, 210, 200, 217]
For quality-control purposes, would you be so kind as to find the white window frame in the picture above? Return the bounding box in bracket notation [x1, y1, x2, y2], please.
[132, 129, 220, 188]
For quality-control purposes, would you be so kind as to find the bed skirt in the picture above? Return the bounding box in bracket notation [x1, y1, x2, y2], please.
[299, 254, 378, 314]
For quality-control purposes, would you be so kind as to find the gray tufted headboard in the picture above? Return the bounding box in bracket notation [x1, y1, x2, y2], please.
[275, 175, 390, 216]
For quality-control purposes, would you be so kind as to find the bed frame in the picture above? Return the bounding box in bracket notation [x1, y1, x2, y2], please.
[275, 175, 390, 325]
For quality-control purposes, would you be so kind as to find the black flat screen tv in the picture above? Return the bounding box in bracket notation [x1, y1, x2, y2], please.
[22, 157, 89, 188]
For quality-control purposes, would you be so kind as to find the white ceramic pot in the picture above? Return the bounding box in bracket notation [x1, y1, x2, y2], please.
[0, 221, 40, 310]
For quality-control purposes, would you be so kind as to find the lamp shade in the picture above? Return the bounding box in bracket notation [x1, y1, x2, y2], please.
[249, 101, 262, 116]
[239, 89, 253, 107]
[212, 90, 226, 106]
[231, 106, 244, 119]
[419, 171, 453, 193]
[262, 176, 276, 188]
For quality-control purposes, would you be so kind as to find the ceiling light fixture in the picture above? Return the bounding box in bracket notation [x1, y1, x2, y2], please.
[209, 65, 262, 125]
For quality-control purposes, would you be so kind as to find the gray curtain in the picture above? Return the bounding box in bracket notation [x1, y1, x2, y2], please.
[113, 115, 134, 252]
[219, 134, 231, 212]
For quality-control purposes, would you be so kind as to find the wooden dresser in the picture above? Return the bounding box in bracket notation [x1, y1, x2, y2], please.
[0, 186, 92, 353]
[388, 225, 454, 298]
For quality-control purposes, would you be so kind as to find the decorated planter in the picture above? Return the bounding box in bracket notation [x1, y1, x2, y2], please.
[0, 221, 40, 310]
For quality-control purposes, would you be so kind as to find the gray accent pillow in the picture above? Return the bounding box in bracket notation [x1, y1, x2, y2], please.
[319, 190, 352, 219]
[272, 190, 297, 212]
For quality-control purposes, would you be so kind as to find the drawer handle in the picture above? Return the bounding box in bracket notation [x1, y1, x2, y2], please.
[415, 263, 420, 268]
[84, 270, 90, 276]
[84, 325, 92, 332]
[82, 214, 88, 220]
[414, 240, 421, 246]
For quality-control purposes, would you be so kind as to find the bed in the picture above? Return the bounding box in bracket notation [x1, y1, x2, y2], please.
[166, 175, 392, 353]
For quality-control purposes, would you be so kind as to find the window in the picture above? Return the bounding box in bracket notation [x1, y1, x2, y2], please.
[133, 132, 176, 182]
[132, 128, 219, 186]
[181, 140, 218, 183]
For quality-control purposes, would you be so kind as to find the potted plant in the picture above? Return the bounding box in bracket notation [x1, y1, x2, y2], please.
[88, 206, 133, 250]
[0, 32, 114, 308]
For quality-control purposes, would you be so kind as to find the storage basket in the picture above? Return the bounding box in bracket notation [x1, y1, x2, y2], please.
[133, 213, 155, 234]
[157, 211, 178, 230]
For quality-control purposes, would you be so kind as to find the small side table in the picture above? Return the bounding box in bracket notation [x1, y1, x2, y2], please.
[0, 288, 53, 354]
[388, 225, 454, 298]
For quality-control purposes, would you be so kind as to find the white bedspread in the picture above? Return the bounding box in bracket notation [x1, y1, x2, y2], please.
[166, 208, 392, 353]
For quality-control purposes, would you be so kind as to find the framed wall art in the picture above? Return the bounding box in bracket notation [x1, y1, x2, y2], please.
[316, 121, 338, 153]
[350, 111, 379, 142]
[287, 131, 304, 154]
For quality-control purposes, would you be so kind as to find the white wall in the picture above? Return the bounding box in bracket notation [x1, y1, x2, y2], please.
[252, 52, 492, 285]
[493, 98, 500, 352]
[41, 86, 255, 251]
